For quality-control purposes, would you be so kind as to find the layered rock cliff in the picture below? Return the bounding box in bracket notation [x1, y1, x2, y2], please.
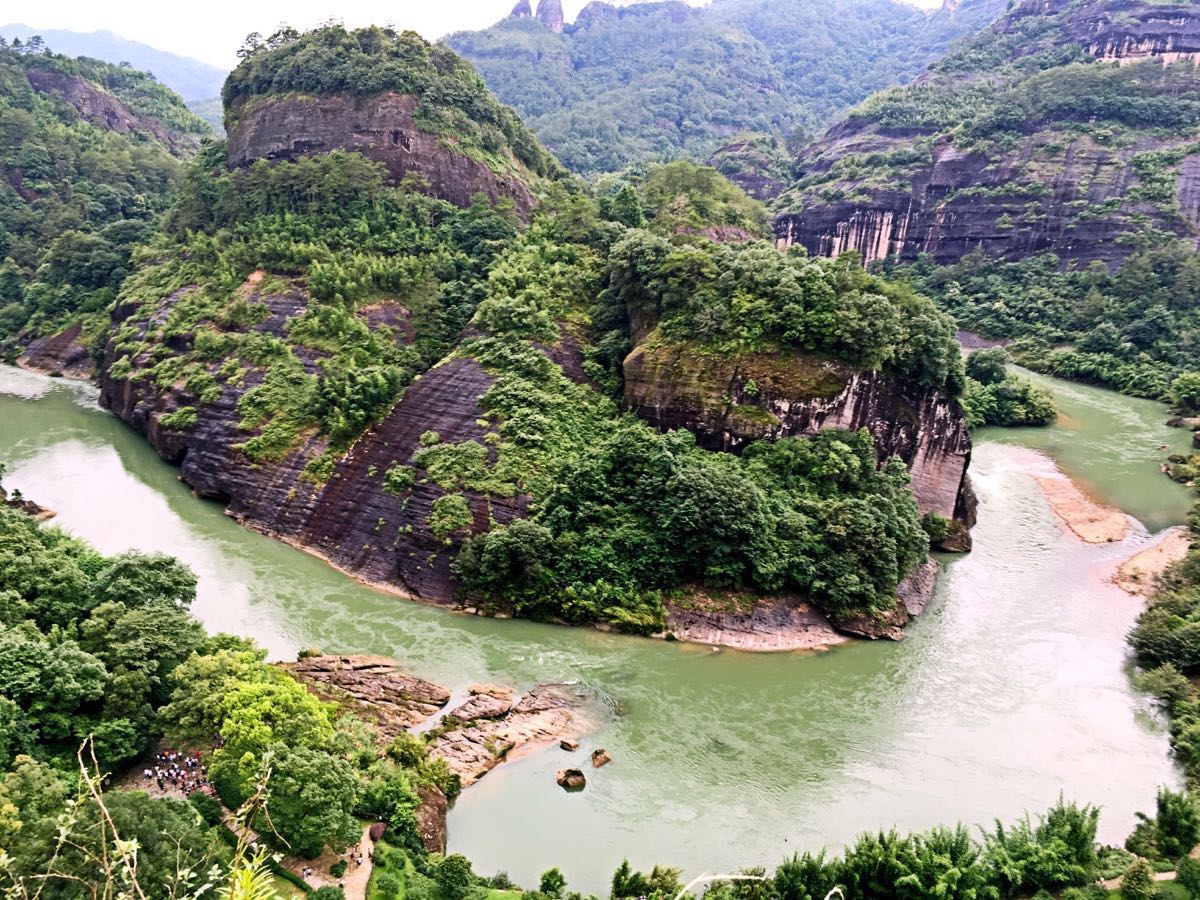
[99, 283, 522, 606]
[226, 92, 540, 219]
[220, 26, 559, 220]
[774, 0, 1200, 268]
[623, 339, 973, 535]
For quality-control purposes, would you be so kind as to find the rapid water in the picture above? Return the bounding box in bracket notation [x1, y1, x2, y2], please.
[0, 364, 1193, 892]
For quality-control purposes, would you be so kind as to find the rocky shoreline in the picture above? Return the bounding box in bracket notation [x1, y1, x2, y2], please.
[283, 654, 600, 853]
[663, 558, 941, 650]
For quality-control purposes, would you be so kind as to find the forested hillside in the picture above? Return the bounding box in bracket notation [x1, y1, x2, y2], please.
[447, 0, 1005, 175]
[0, 39, 208, 373]
[0, 23, 226, 100]
[95, 25, 971, 639]
[774, 0, 1200, 403]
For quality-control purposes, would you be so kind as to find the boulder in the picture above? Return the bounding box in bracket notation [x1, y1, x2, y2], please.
[560, 739, 580, 751]
[591, 748, 612, 768]
[556, 768, 586, 790]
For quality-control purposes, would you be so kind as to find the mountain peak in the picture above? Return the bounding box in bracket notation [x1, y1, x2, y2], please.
[536, 0, 565, 32]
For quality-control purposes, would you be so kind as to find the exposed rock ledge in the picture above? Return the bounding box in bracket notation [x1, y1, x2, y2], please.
[663, 558, 940, 649]
[16, 323, 96, 380]
[283, 655, 595, 787]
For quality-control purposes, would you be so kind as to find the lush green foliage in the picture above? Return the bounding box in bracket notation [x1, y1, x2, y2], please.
[961, 349, 1056, 428]
[447, 0, 1002, 174]
[893, 246, 1200, 402]
[109, 146, 518, 461]
[0, 504, 204, 769]
[599, 234, 962, 390]
[0, 41, 197, 355]
[224, 25, 558, 180]
[0, 757, 231, 899]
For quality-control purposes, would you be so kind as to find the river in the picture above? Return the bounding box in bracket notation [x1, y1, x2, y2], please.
[0, 364, 1193, 892]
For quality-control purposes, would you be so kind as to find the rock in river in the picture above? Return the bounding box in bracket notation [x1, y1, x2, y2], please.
[557, 768, 586, 791]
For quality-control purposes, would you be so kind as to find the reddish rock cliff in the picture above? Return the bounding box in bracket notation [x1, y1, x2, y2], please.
[225, 92, 538, 219]
[24, 69, 199, 154]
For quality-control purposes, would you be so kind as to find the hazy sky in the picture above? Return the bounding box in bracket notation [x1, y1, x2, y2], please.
[8, 0, 940, 70]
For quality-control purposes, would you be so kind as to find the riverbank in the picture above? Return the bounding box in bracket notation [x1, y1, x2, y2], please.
[1, 363, 1192, 892]
[1112, 527, 1193, 598]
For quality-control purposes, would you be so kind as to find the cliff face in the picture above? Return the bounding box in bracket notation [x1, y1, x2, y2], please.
[775, 0, 1200, 269]
[99, 285, 520, 606]
[623, 341, 973, 536]
[24, 69, 199, 154]
[226, 92, 538, 219]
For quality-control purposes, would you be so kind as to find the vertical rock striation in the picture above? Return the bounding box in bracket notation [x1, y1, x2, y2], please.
[774, 0, 1200, 269]
[623, 341, 973, 534]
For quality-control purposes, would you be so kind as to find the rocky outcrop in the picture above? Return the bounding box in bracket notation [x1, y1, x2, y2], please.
[664, 595, 847, 651]
[24, 69, 199, 154]
[99, 283, 522, 607]
[17, 322, 95, 380]
[535, 0, 565, 32]
[283, 655, 452, 743]
[623, 341, 972, 527]
[775, 0, 1200, 269]
[510, 0, 533, 18]
[414, 784, 448, 854]
[285, 655, 599, 852]
[225, 92, 538, 219]
[428, 683, 596, 786]
[284, 656, 597, 782]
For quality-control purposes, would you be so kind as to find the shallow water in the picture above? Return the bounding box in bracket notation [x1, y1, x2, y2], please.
[0, 365, 1192, 892]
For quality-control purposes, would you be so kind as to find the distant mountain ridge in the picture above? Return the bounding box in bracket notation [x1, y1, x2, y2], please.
[447, 0, 1007, 174]
[0, 22, 226, 101]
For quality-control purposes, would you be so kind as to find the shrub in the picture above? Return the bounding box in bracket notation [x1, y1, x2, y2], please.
[1120, 858, 1155, 900]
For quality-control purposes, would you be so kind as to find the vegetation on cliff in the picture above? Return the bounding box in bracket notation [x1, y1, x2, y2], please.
[890, 246, 1200, 403]
[447, 0, 1004, 175]
[774, 0, 1200, 405]
[223, 25, 560, 181]
[0, 38, 204, 359]
[107, 143, 960, 629]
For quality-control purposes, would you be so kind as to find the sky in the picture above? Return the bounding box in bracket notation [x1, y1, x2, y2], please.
[6, 0, 941, 70]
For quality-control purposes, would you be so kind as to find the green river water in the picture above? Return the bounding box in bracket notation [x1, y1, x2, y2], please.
[0, 363, 1195, 892]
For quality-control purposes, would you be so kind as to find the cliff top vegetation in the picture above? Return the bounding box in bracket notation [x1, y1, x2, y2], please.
[222, 25, 561, 180]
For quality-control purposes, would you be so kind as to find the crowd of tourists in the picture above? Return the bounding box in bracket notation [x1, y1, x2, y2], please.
[142, 749, 212, 797]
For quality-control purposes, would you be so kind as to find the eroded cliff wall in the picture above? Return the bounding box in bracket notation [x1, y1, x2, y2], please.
[775, 0, 1200, 269]
[225, 92, 538, 218]
[98, 285, 522, 605]
[623, 340, 973, 535]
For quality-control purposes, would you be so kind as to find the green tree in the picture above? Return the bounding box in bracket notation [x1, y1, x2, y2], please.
[264, 745, 362, 858]
[965, 348, 1010, 386]
[1118, 858, 1153, 900]
[436, 853, 478, 900]
[540, 868, 568, 899]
